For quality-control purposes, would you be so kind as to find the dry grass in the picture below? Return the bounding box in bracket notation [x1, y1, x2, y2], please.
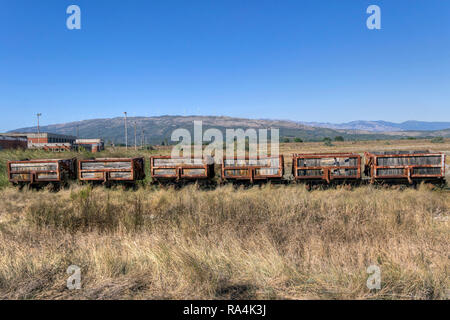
[0, 183, 448, 300]
[0, 139, 449, 300]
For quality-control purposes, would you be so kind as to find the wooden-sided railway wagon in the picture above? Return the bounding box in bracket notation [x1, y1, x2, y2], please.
[7, 158, 77, 185]
[78, 157, 145, 183]
[292, 153, 361, 183]
[150, 156, 215, 181]
[364, 151, 446, 184]
[221, 155, 284, 183]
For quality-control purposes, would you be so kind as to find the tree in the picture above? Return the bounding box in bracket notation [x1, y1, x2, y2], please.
[294, 137, 303, 143]
[283, 137, 290, 143]
[323, 137, 333, 146]
[334, 136, 344, 142]
[431, 137, 444, 143]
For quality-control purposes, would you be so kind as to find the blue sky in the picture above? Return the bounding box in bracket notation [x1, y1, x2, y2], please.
[0, 0, 449, 131]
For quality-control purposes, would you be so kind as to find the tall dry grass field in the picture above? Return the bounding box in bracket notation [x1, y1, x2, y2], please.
[0, 139, 449, 299]
[0, 184, 449, 299]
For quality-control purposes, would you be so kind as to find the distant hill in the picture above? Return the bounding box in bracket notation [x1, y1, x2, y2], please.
[8, 116, 450, 145]
[300, 120, 450, 132]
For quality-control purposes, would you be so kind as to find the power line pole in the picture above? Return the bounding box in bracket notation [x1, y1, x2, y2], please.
[36, 113, 42, 145]
[144, 132, 146, 148]
[134, 121, 137, 151]
[141, 129, 144, 149]
[123, 112, 128, 150]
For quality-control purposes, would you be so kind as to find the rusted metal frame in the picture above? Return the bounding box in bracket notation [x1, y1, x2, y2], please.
[150, 155, 206, 164]
[78, 159, 135, 182]
[293, 165, 359, 170]
[79, 168, 133, 172]
[374, 172, 443, 178]
[222, 157, 284, 179]
[131, 158, 136, 181]
[364, 154, 376, 184]
[292, 154, 297, 178]
[222, 155, 284, 181]
[292, 152, 358, 158]
[375, 164, 442, 169]
[150, 156, 165, 176]
[293, 170, 360, 180]
[56, 161, 61, 182]
[373, 163, 444, 179]
[180, 166, 209, 179]
[79, 172, 134, 182]
[17, 170, 60, 183]
[292, 154, 361, 182]
[221, 160, 226, 180]
[442, 154, 446, 177]
[356, 155, 362, 180]
[151, 167, 208, 179]
[366, 152, 445, 183]
[8, 160, 61, 183]
[222, 165, 254, 181]
[368, 152, 444, 176]
[9, 172, 59, 183]
[81, 158, 142, 162]
[150, 156, 209, 180]
[78, 170, 133, 181]
[369, 152, 442, 158]
[294, 168, 360, 179]
[60, 159, 74, 180]
[7, 161, 11, 181]
[77, 159, 84, 181]
[151, 167, 178, 179]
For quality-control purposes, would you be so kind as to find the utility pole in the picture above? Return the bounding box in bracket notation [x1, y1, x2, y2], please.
[76, 124, 79, 138]
[36, 113, 42, 145]
[134, 121, 137, 151]
[123, 112, 128, 150]
[141, 129, 144, 149]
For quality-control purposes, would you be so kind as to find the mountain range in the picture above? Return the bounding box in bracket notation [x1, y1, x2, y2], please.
[8, 116, 450, 145]
[300, 120, 450, 132]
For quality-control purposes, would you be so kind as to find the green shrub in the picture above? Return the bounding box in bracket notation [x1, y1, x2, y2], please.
[431, 137, 444, 143]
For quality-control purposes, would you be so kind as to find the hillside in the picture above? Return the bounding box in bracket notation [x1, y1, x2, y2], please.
[9, 116, 450, 145]
[300, 120, 450, 132]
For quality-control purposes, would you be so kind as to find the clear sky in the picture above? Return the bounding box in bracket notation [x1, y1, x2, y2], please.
[0, 0, 449, 131]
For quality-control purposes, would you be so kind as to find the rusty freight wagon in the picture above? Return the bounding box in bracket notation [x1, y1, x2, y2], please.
[150, 156, 215, 182]
[221, 155, 284, 183]
[364, 151, 446, 184]
[78, 157, 145, 183]
[292, 153, 361, 183]
[7, 158, 76, 185]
